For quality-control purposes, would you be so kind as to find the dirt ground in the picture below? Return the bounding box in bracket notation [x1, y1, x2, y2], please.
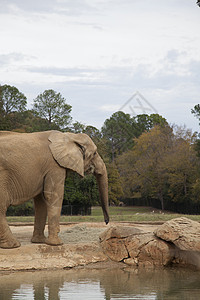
[0, 222, 160, 272]
[10, 222, 159, 246]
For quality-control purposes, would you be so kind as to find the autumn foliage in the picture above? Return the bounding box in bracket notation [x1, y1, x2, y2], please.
[118, 125, 200, 211]
[1, 84, 200, 213]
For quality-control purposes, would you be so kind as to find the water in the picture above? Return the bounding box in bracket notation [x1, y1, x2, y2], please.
[0, 267, 200, 300]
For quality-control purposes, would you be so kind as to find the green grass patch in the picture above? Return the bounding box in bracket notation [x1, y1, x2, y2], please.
[6, 206, 200, 223]
[7, 216, 35, 223]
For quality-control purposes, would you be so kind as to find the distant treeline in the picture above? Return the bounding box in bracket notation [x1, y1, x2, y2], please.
[1, 84, 200, 215]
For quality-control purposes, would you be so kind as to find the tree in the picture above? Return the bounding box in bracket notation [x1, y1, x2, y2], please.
[102, 111, 136, 162]
[164, 137, 198, 204]
[118, 125, 174, 210]
[0, 84, 27, 115]
[118, 125, 200, 211]
[71, 121, 85, 133]
[191, 104, 200, 157]
[71, 122, 102, 142]
[0, 84, 27, 130]
[134, 113, 168, 136]
[101, 112, 168, 162]
[63, 172, 99, 207]
[32, 89, 72, 129]
[191, 104, 200, 125]
[17, 110, 58, 132]
[107, 163, 124, 205]
[84, 125, 102, 141]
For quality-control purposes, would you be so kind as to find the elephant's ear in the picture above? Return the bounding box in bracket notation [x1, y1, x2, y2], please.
[48, 131, 84, 177]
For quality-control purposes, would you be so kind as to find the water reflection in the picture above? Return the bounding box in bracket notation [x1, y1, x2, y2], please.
[0, 267, 200, 299]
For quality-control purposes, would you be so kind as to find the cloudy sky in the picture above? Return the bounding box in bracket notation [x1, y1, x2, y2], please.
[0, 0, 200, 131]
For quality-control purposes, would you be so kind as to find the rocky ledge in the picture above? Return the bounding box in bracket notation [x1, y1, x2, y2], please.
[0, 224, 107, 271]
[0, 218, 200, 271]
[100, 217, 200, 269]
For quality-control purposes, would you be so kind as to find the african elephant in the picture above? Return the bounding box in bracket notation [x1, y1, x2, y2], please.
[0, 130, 109, 248]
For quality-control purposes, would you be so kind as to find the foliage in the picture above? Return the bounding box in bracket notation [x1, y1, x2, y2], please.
[107, 163, 124, 205]
[32, 89, 72, 129]
[191, 104, 200, 157]
[101, 111, 136, 161]
[71, 122, 102, 143]
[0, 84, 27, 115]
[0, 84, 27, 130]
[6, 200, 34, 216]
[20, 110, 60, 132]
[118, 125, 172, 209]
[118, 125, 200, 210]
[102, 111, 168, 162]
[1, 83, 200, 215]
[71, 122, 108, 159]
[64, 172, 99, 207]
[0, 110, 58, 133]
[134, 113, 168, 136]
[191, 104, 200, 124]
[71, 121, 86, 133]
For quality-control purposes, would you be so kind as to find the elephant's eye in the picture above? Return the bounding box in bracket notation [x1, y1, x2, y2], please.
[78, 144, 85, 159]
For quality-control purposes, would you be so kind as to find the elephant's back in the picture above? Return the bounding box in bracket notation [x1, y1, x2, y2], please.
[0, 131, 21, 138]
[0, 131, 52, 162]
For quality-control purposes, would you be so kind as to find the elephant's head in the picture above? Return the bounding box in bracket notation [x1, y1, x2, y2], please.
[48, 131, 109, 224]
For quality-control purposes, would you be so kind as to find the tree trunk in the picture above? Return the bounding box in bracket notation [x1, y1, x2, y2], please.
[158, 190, 164, 211]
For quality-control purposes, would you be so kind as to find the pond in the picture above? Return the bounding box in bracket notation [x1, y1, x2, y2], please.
[0, 266, 200, 300]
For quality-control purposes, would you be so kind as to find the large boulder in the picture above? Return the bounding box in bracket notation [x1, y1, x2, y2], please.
[154, 217, 200, 268]
[154, 217, 200, 251]
[100, 226, 174, 267]
[100, 218, 200, 269]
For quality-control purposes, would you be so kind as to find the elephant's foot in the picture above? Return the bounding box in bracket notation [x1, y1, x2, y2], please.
[31, 234, 46, 244]
[45, 236, 63, 246]
[0, 237, 21, 249]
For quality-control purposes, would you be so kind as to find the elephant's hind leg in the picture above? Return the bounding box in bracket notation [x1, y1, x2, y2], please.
[0, 212, 20, 248]
[31, 194, 47, 244]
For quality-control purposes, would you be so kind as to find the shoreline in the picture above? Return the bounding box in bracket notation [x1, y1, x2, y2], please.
[0, 222, 158, 272]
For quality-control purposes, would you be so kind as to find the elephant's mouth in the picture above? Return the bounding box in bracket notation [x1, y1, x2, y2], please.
[85, 164, 95, 175]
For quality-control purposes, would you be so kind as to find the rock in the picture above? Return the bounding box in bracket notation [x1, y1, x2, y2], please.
[126, 235, 173, 267]
[154, 217, 200, 251]
[154, 217, 200, 269]
[99, 226, 141, 262]
[0, 224, 109, 271]
[1, 220, 200, 272]
[100, 225, 174, 267]
[101, 237, 128, 262]
[0, 242, 108, 271]
[99, 225, 142, 241]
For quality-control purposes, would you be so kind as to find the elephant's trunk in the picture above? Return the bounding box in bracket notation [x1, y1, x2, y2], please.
[94, 161, 109, 225]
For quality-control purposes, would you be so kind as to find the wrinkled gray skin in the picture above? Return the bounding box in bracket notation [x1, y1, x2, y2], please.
[0, 130, 109, 248]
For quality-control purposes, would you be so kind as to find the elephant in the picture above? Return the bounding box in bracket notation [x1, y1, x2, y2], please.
[0, 130, 109, 248]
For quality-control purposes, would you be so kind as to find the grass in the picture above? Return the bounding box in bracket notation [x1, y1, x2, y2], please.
[6, 206, 200, 223]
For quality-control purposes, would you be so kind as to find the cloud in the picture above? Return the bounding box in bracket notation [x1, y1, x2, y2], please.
[0, 0, 99, 15]
[188, 60, 200, 84]
[165, 49, 183, 63]
[100, 104, 120, 112]
[8, 53, 199, 130]
[0, 0, 199, 131]
[0, 0, 54, 14]
[0, 52, 32, 67]
[24, 50, 200, 93]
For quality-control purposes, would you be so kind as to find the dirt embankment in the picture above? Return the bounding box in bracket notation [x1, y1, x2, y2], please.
[0, 222, 158, 272]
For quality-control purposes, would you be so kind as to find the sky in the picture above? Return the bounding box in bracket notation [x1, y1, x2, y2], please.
[0, 0, 200, 131]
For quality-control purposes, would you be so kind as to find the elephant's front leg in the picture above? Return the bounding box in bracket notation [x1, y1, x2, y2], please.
[31, 194, 47, 244]
[43, 171, 65, 246]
